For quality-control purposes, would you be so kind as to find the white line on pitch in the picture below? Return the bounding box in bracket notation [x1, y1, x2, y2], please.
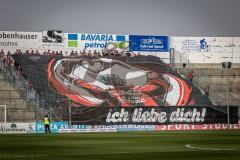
[185, 144, 239, 151]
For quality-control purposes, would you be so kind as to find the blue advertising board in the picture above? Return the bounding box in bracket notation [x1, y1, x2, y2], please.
[129, 35, 169, 52]
[36, 122, 68, 133]
[36, 122, 89, 133]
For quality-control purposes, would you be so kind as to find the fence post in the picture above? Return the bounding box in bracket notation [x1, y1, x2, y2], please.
[4, 106, 7, 129]
[227, 105, 230, 130]
[227, 84, 230, 130]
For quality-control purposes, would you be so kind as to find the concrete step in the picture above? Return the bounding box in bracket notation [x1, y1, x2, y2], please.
[0, 100, 27, 108]
[196, 77, 240, 87]
[175, 63, 240, 69]
[0, 91, 20, 99]
[178, 68, 240, 77]
[0, 73, 38, 122]
[0, 81, 15, 90]
[0, 98, 26, 104]
[6, 110, 36, 122]
[234, 68, 240, 75]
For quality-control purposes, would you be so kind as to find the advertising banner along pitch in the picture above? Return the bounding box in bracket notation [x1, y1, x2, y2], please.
[1, 123, 36, 133]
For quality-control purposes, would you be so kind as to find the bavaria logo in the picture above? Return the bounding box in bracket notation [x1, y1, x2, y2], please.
[79, 34, 127, 49]
[116, 35, 126, 48]
[68, 34, 78, 47]
[67, 33, 127, 49]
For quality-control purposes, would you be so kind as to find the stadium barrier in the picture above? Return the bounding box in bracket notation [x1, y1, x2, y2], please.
[1, 122, 240, 134]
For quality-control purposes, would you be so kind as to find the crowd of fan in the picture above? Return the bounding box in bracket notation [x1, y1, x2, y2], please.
[0, 48, 142, 74]
[0, 48, 141, 58]
[0, 49, 14, 69]
[0, 48, 140, 74]
[0, 49, 37, 100]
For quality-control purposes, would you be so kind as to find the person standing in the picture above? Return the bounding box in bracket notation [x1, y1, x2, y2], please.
[188, 70, 194, 82]
[44, 115, 51, 133]
[204, 85, 209, 97]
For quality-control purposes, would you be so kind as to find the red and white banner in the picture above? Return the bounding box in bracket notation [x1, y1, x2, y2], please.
[155, 123, 240, 131]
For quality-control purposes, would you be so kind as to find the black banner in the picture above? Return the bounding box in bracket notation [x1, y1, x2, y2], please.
[12, 54, 212, 110]
[71, 106, 239, 125]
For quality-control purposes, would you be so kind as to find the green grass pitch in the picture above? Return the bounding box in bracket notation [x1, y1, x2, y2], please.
[0, 131, 240, 160]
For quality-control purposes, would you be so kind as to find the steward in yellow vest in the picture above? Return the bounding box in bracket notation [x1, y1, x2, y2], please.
[44, 115, 51, 133]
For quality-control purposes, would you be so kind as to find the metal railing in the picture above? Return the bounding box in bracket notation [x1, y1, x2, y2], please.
[0, 62, 60, 121]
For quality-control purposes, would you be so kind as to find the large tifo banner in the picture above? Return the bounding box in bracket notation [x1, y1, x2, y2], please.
[70, 106, 238, 125]
[12, 54, 212, 108]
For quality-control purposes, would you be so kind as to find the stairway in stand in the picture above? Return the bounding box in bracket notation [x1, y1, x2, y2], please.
[0, 75, 36, 122]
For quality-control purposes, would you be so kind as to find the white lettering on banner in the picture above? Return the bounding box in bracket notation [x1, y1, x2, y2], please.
[140, 44, 165, 50]
[141, 38, 163, 45]
[140, 38, 165, 50]
[132, 108, 167, 123]
[106, 108, 129, 123]
[155, 124, 240, 131]
[157, 124, 196, 130]
[59, 128, 117, 133]
[105, 108, 206, 123]
[94, 125, 155, 130]
[170, 108, 206, 123]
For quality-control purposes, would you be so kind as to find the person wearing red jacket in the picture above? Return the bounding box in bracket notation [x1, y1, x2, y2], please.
[188, 70, 194, 82]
